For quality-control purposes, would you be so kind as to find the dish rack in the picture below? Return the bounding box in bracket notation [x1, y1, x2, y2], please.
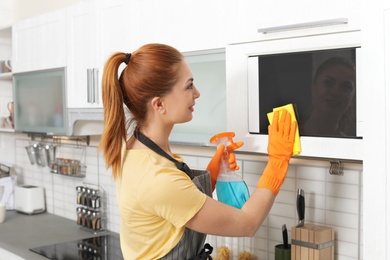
[76, 183, 105, 233]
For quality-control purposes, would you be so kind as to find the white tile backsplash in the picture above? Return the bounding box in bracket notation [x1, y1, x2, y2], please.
[202, 157, 362, 259]
[8, 137, 362, 260]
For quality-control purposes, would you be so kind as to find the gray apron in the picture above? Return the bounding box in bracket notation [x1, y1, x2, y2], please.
[160, 170, 213, 260]
[133, 131, 214, 259]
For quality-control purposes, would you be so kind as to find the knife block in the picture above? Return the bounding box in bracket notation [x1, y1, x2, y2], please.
[291, 224, 334, 260]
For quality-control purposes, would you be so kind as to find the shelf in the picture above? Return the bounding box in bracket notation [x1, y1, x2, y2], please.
[50, 159, 86, 178]
[0, 128, 14, 133]
[0, 72, 12, 81]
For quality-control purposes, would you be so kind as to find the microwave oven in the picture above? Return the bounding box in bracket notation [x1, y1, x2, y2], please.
[226, 30, 363, 160]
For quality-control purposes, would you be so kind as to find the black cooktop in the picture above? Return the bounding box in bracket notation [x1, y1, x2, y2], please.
[30, 234, 123, 260]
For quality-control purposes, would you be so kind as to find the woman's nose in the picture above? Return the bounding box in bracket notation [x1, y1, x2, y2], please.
[193, 85, 200, 98]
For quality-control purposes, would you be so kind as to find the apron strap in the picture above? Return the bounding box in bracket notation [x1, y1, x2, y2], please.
[134, 130, 195, 179]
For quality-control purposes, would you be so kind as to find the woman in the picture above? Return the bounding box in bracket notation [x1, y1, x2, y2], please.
[99, 43, 296, 259]
[301, 56, 356, 137]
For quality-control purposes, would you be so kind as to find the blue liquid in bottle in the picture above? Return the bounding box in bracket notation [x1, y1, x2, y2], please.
[216, 180, 250, 209]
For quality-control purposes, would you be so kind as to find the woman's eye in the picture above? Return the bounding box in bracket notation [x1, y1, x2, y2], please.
[341, 82, 353, 93]
[323, 78, 333, 88]
[187, 83, 194, 89]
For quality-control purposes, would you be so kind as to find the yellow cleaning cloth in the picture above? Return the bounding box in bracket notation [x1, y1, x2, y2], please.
[267, 103, 301, 155]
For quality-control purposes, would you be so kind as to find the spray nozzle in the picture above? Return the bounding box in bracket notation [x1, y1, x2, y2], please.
[209, 132, 244, 153]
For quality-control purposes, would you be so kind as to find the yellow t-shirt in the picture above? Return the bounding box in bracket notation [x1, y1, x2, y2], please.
[116, 148, 207, 259]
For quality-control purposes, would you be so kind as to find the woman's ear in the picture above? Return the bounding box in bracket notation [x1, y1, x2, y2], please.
[151, 97, 165, 114]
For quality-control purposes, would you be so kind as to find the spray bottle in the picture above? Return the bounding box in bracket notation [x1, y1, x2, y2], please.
[210, 132, 249, 209]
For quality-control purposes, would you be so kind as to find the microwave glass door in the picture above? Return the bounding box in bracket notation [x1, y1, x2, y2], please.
[250, 47, 359, 139]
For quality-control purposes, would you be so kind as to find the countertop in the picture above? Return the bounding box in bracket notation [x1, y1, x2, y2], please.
[0, 210, 114, 260]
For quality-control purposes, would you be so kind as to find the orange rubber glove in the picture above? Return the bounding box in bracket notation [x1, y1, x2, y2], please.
[257, 109, 297, 196]
[207, 141, 244, 191]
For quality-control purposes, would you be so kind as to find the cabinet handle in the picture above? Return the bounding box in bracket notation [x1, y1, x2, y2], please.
[87, 69, 93, 103]
[257, 18, 348, 34]
[93, 68, 99, 104]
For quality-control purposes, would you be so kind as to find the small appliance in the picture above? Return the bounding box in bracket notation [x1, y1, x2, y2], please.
[14, 185, 45, 214]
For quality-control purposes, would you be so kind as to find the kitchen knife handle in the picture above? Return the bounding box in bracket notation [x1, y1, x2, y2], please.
[297, 189, 305, 222]
[282, 224, 288, 248]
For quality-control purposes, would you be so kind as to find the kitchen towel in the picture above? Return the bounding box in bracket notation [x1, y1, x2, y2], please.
[267, 103, 301, 155]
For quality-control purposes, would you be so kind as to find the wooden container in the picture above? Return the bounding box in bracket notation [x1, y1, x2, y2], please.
[291, 224, 334, 260]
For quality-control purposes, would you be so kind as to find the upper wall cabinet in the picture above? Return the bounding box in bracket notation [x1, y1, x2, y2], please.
[66, 0, 138, 109]
[0, 26, 13, 133]
[227, 0, 361, 44]
[12, 9, 67, 73]
[12, 0, 138, 109]
[135, 0, 230, 52]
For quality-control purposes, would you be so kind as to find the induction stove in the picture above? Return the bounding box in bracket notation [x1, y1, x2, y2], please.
[30, 234, 123, 260]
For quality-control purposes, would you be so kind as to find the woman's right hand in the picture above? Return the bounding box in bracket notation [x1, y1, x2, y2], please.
[257, 109, 297, 196]
[267, 109, 296, 161]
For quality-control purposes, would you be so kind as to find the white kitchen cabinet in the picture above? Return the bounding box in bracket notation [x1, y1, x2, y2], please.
[0, 25, 14, 133]
[66, 0, 100, 109]
[12, 9, 67, 73]
[228, 0, 360, 44]
[359, 2, 390, 259]
[170, 49, 227, 145]
[66, 0, 138, 109]
[136, 0, 230, 52]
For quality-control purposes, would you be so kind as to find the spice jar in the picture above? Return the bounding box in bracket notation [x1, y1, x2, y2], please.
[81, 187, 87, 206]
[76, 186, 83, 204]
[91, 190, 100, 209]
[85, 188, 92, 208]
[86, 210, 92, 229]
[70, 160, 80, 175]
[76, 207, 83, 225]
[50, 161, 58, 173]
[91, 212, 101, 230]
[81, 208, 87, 227]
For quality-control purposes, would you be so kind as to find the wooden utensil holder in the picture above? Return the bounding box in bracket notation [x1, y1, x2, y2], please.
[291, 224, 334, 260]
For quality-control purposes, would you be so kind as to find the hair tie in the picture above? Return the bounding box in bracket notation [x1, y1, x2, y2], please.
[125, 53, 132, 65]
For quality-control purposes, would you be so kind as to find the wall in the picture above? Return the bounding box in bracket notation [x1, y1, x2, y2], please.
[0, 0, 84, 27]
[11, 134, 363, 260]
[13, 0, 82, 21]
[0, 0, 13, 27]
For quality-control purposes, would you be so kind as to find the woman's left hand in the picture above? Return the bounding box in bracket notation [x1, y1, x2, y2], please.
[206, 141, 243, 190]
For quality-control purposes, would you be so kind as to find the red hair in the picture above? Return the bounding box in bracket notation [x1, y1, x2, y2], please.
[99, 43, 183, 179]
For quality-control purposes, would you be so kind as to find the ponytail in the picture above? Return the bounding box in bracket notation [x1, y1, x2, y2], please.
[99, 52, 127, 179]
